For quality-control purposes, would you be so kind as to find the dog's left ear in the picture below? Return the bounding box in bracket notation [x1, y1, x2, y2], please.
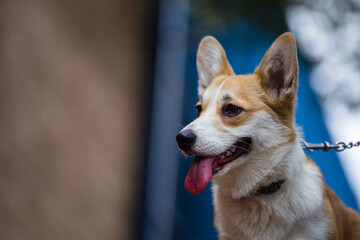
[256, 32, 298, 102]
[197, 36, 234, 97]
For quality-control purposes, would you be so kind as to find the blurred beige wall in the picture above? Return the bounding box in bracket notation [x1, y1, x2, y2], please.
[0, 1, 152, 239]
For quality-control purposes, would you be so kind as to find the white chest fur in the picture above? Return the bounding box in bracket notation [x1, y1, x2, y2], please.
[212, 147, 329, 240]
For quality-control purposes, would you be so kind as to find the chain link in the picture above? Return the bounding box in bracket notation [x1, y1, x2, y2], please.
[335, 141, 360, 152]
[301, 139, 360, 153]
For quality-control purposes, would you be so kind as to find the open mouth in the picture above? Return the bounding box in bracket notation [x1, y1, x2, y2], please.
[184, 137, 252, 194]
[211, 137, 252, 175]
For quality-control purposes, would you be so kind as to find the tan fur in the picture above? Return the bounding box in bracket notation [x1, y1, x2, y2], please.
[184, 32, 360, 239]
[324, 186, 360, 239]
[305, 157, 360, 239]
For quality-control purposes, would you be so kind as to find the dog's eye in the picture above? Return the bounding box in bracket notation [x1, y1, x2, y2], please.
[223, 104, 242, 117]
[195, 104, 202, 117]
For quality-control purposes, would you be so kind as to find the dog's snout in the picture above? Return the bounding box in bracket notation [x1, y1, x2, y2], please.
[176, 129, 196, 151]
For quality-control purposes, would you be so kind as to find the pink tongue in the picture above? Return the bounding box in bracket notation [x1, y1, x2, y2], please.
[184, 156, 215, 194]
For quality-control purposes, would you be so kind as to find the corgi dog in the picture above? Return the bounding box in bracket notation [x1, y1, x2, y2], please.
[176, 33, 360, 240]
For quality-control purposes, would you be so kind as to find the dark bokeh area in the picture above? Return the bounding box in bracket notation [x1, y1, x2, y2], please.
[0, 1, 157, 239]
[191, 0, 288, 34]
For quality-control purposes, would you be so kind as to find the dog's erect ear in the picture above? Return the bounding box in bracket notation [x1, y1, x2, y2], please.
[256, 33, 298, 102]
[197, 36, 234, 96]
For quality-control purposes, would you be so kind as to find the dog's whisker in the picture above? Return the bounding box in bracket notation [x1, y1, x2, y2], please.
[176, 123, 185, 130]
[176, 149, 187, 159]
[237, 139, 253, 146]
[230, 145, 251, 153]
[248, 139, 273, 164]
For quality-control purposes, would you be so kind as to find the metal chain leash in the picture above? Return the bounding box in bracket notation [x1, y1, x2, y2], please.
[301, 139, 360, 153]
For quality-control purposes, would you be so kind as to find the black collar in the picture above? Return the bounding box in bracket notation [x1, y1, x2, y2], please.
[256, 179, 286, 195]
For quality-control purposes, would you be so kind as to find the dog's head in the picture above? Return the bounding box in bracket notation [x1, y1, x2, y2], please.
[176, 33, 299, 194]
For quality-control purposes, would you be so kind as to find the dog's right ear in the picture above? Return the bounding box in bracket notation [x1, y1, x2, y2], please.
[197, 36, 234, 97]
[255, 33, 298, 103]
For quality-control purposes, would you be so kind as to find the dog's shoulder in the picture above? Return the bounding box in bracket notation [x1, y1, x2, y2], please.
[324, 185, 360, 240]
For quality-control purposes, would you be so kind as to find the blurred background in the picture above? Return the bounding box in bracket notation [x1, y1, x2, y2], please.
[0, 0, 359, 240]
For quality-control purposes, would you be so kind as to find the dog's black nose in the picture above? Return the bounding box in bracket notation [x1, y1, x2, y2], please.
[176, 129, 196, 151]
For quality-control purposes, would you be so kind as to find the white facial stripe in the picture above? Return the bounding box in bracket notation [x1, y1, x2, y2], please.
[215, 77, 231, 104]
[205, 77, 232, 114]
